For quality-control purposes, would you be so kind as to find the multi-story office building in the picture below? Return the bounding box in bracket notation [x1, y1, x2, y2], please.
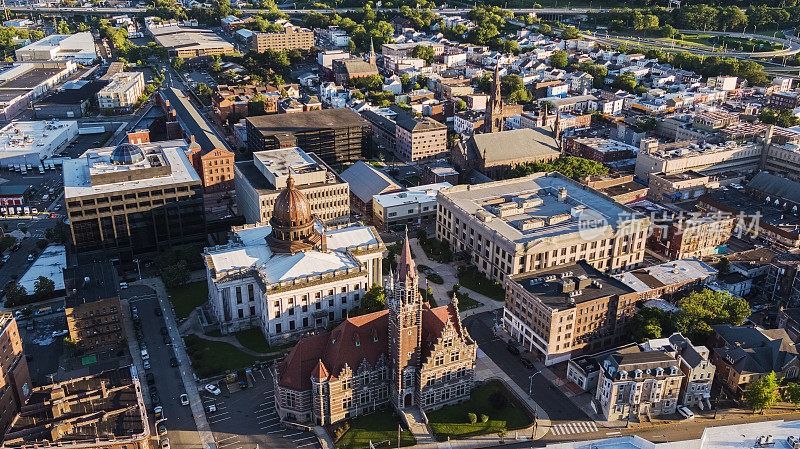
[634, 141, 762, 183]
[97, 72, 145, 113]
[595, 346, 683, 421]
[649, 213, 735, 260]
[234, 146, 350, 225]
[246, 108, 372, 165]
[204, 177, 384, 339]
[0, 313, 30, 435]
[63, 261, 125, 352]
[2, 366, 149, 449]
[249, 23, 314, 52]
[274, 236, 476, 425]
[436, 173, 650, 282]
[63, 139, 205, 258]
[503, 261, 639, 366]
[362, 106, 448, 163]
[372, 182, 451, 232]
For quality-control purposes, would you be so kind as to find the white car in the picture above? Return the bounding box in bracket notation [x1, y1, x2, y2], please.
[204, 384, 221, 396]
[140, 349, 149, 360]
[51, 330, 68, 337]
[180, 394, 189, 406]
[207, 404, 217, 413]
[677, 405, 695, 420]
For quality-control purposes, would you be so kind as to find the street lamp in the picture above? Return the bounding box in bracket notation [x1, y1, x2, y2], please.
[133, 258, 141, 280]
[528, 370, 542, 396]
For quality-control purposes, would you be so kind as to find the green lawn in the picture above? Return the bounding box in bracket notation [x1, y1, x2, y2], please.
[427, 381, 533, 441]
[183, 334, 273, 378]
[234, 328, 271, 353]
[457, 267, 505, 302]
[168, 281, 209, 319]
[333, 408, 416, 449]
[454, 291, 481, 311]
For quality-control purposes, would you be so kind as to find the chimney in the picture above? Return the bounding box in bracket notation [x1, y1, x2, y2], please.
[557, 187, 567, 202]
[126, 130, 150, 145]
[640, 137, 659, 154]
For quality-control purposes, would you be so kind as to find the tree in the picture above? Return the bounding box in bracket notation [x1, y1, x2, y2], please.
[787, 382, 800, 410]
[497, 428, 507, 443]
[539, 23, 551, 35]
[561, 26, 581, 39]
[632, 307, 672, 342]
[3, 282, 26, 307]
[613, 72, 638, 94]
[411, 44, 435, 65]
[717, 257, 731, 275]
[745, 372, 778, 414]
[550, 50, 568, 70]
[161, 260, 190, 288]
[508, 156, 609, 180]
[34, 276, 55, 299]
[58, 21, 71, 34]
[350, 285, 386, 317]
[456, 99, 467, 111]
[500, 74, 531, 104]
[675, 288, 750, 340]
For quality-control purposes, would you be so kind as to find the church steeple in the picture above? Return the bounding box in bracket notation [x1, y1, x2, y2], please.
[484, 64, 503, 133]
[368, 37, 376, 66]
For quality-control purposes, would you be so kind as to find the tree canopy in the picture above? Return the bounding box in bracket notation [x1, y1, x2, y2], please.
[508, 157, 609, 181]
[350, 285, 386, 317]
[745, 372, 779, 414]
[550, 50, 568, 70]
[411, 45, 435, 65]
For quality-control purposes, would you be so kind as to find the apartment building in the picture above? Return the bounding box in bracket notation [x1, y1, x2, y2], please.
[614, 258, 717, 301]
[212, 84, 279, 124]
[394, 113, 447, 163]
[63, 261, 125, 352]
[97, 72, 145, 113]
[641, 333, 715, 409]
[249, 23, 314, 52]
[649, 214, 735, 260]
[768, 91, 800, 110]
[436, 173, 650, 282]
[503, 261, 639, 366]
[62, 140, 205, 258]
[595, 347, 683, 421]
[2, 366, 149, 449]
[234, 146, 350, 225]
[0, 313, 30, 435]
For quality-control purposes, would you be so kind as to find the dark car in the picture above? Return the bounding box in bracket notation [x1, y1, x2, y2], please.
[161, 327, 168, 336]
[157, 423, 167, 436]
[170, 357, 178, 367]
[150, 390, 160, 406]
[520, 358, 534, 369]
[162, 334, 171, 345]
[506, 343, 520, 356]
[146, 372, 155, 385]
[154, 307, 162, 316]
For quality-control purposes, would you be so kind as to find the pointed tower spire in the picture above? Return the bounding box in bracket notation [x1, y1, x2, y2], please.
[397, 228, 416, 283]
[451, 291, 459, 311]
[368, 37, 376, 66]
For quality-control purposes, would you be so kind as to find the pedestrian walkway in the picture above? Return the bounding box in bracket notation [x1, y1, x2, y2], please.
[402, 408, 437, 446]
[550, 421, 599, 436]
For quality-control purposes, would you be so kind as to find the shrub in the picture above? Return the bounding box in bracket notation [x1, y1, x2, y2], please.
[332, 422, 351, 441]
[480, 414, 488, 423]
[467, 412, 477, 424]
[489, 391, 508, 410]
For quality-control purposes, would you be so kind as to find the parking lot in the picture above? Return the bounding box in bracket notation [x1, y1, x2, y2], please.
[202, 367, 321, 449]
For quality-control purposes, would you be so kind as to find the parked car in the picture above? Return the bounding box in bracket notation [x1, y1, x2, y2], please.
[161, 439, 170, 449]
[51, 329, 68, 338]
[154, 307, 162, 316]
[506, 343, 520, 356]
[170, 357, 178, 367]
[157, 423, 167, 436]
[161, 327, 169, 335]
[677, 406, 695, 420]
[146, 372, 155, 385]
[204, 384, 221, 396]
[154, 405, 163, 420]
[207, 404, 217, 413]
[179, 394, 189, 406]
[140, 349, 149, 360]
[162, 334, 171, 345]
[520, 358, 534, 369]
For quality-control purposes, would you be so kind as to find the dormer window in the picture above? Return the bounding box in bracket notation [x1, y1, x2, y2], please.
[670, 366, 678, 375]
[655, 367, 664, 376]
[619, 370, 627, 380]
[634, 369, 642, 379]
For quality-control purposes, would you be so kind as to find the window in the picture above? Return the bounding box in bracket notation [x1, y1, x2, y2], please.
[450, 351, 460, 362]
[435, 354, 445, 366]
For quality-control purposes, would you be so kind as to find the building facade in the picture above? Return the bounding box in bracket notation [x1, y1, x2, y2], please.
[273, 236, 476, 425]
[648, 214, 735, 260]
[436, 173, 650, 282]
[503, 261, 639, 366]
[249, 24, 314, 52]
[234, 147, 350, 226]
[97, 72, 145, 113]
[373, 183, 451, 232]
[0, 314, 30, 435]
[63, 261, 125, 352]
[205, 177, 384, 340]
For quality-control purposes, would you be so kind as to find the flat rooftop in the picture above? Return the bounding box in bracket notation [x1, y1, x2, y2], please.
[246, 108, 370, 136]
[572, 137, 638, 153]
[439, 173, 646, 246]
[63, 140, 200, 198]
[98, 72, 141, 94]
[614, 258, 716, 293]
[151, 26, 233, 50]
[700, 188, 800, 238]
[63, 261, 119, 308]
[254, 147, 319, 178]
[2, 366, 148, 448]
[373, 182, 452, 208]
[511, 261, 634, 310]
[0, 120, 77, 155]
[18, 245, 66, 293]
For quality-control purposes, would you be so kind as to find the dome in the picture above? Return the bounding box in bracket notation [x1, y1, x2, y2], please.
[109, 143, 144, 165]
[272, 175, 312, 228]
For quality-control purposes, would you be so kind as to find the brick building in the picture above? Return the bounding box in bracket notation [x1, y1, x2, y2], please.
[212, 84, 280, 124]
[63, 261, 125, 352]
[649, 214, 736, 260]
[0, 314, 30, 435]
[274, 237, 477, 425]
[249, 24, 314, 52]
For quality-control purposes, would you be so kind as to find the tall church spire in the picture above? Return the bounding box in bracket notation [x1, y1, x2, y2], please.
[397, 229, 416, 284]
[484, 64, 503, 133]
[368, 37, 376, 66]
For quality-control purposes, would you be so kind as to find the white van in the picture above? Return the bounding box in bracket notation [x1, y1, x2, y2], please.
[677, 406, 694, 420]
[141, 349, 150, 360]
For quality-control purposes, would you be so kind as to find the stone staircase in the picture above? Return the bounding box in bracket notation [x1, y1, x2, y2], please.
[401, 407, 436, 445]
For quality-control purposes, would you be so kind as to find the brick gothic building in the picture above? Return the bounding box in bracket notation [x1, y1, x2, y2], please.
[274, 237, 477, 425]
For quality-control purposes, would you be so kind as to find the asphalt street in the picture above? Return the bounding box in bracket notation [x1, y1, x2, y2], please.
[123, 285, 202, 449]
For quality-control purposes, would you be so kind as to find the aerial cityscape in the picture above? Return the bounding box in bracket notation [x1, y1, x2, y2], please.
[0, 1, 800, 449]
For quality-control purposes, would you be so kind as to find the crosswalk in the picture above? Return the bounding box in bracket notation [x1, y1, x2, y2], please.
[551, 421, 599, 436]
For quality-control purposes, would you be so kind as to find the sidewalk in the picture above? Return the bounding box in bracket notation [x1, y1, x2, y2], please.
[135, 277, 217, 449]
